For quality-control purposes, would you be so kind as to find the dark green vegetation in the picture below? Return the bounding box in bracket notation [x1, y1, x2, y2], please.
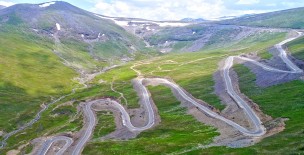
[92, 111, 116, 139]
[287, 36, 304, 60]
[83, 86, 218, 155]
[220, 7, 304, 29]
[257, 49, 273, 60]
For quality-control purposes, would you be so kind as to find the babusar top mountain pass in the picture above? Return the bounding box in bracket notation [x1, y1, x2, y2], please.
[0, 1, 304, 154]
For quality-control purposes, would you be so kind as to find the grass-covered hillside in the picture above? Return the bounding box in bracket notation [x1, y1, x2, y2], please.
[219, 7, 304, 29]
[286, 36, 304, 60]
[0, 25, 76, 133]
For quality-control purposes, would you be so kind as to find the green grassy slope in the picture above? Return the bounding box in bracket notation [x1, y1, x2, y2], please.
[257, 49, 273, 60]
[0, 26, 76, 132]
[287, 36, 304, 60]
[219, 7, 304, 29]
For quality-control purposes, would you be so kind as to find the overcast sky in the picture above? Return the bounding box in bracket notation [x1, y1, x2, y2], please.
[1, 0, 304, 20]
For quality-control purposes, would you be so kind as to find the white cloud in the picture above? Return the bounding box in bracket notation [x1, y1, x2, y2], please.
[0, 1, 15, 7]
[90, 0, 279, 21]
[237, 0, 260, 5]
[91, 0, 230, 20]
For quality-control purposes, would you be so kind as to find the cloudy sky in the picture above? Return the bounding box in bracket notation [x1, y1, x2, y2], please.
[1, 0, 304, 20]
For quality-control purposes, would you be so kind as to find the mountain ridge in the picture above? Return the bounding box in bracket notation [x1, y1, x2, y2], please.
[180, 18, 207, 23]
[0, 1, 153, 73]
[218, 7, 304, 29]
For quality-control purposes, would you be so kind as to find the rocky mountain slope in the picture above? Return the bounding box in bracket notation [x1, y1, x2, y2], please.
[106, 17, 283, 53]
[0, 1, 153, 73]
[141, 24, 283, 53]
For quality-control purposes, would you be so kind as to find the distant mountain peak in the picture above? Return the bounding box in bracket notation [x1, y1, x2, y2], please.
[180, 18, 207, 23]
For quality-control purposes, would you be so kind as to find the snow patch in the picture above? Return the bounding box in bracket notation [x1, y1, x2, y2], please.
[56, 23, 61, 31]
[114, 20, 129, 27]
[95, 15, 129, 27]
[39, 2, 55, 8]
[95, 14, 190, 27]
[156, 22, 190, 27]
[126, 20, 190, 27]
[98, 33, 105, 38]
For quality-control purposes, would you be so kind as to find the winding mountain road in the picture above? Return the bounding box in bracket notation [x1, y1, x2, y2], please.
[71, 102, 96, 155]
[0, 95, 69, 149]
[31, 31, 303, 155]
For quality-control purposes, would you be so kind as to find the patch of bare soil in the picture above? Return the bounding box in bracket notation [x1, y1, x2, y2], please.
[27, 137, 47, 155]
[6, 144, 28, 155]
[6, 150, 19, 155]
[243, 50, 303, 88]
[28, 134, 73, 155]
[46, 140, 68, 155]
